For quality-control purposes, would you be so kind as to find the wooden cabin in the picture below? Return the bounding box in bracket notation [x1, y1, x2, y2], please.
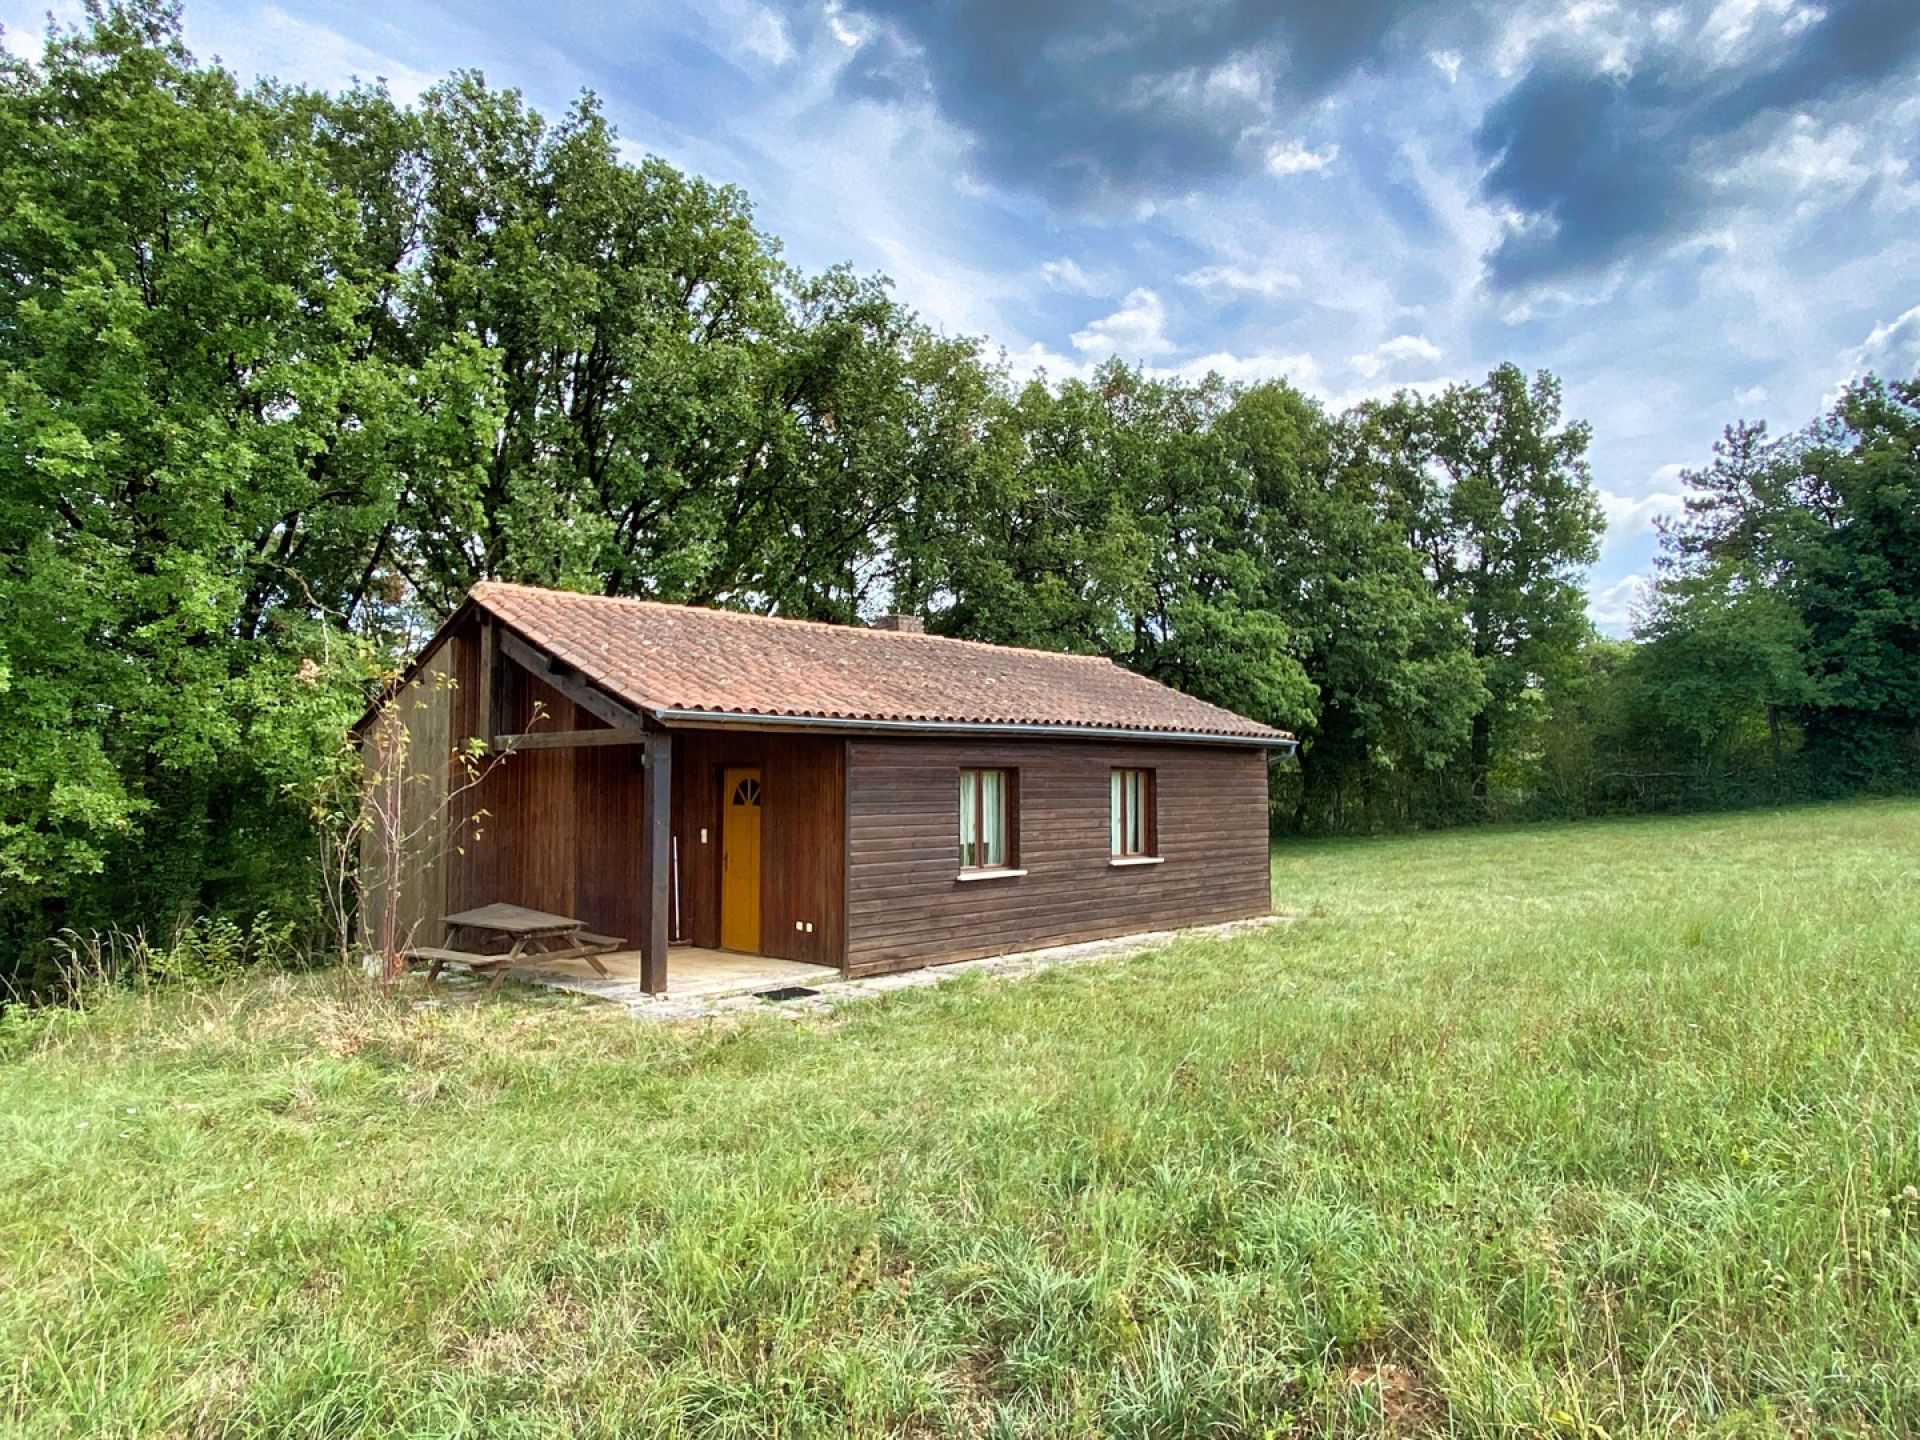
[360, 582, 1294, 993]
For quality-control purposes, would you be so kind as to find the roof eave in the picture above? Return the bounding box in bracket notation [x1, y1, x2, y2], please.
[348, 594, 484, 738]
[650, 707, 1296, 750]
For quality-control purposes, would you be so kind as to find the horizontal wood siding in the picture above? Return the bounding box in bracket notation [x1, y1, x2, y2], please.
[844, 738, 1270, 977]
[667, 729, 845, 968]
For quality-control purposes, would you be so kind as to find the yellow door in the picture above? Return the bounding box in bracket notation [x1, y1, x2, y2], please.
[720, 767, 762, 952]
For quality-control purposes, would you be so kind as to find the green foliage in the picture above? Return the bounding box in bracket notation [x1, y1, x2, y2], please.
[1, 3, 1909, 995]
[1366, 364, 1604, 805]
[1241, 384, 1488, 830]
[1634, 377, 1920, 802]
[5, 802, 1920, 1434]
[0, 6, 409, 988]
[925, 364, 1318, 730]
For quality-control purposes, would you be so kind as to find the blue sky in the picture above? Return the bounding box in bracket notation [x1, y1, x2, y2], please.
[6, 0, 1918, 632]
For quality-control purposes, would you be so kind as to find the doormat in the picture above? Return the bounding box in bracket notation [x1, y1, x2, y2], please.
[756, 986, 821, 1002]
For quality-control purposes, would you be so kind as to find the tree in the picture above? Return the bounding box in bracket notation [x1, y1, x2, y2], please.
[1649, 377, 1920, 792]
[1374, 365, 1604, 805]
[926, 362, 1317, 731]
[1237, 386, 1484, 830]
[0, 4, 476, 984]
[404, 74, 789, 608]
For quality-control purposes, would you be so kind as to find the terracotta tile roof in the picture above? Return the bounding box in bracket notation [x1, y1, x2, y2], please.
[470, 582, 1292, 744]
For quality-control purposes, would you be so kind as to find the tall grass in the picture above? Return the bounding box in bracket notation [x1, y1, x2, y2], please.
[2, 800, 1918, 1437]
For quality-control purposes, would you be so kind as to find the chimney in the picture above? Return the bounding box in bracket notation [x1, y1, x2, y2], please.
[870, 613, 924, 634]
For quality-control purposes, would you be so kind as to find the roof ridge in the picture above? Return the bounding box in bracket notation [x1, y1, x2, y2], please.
[470, 580, 1119, 665]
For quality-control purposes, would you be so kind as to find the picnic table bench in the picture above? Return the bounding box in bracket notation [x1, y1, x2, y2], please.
[407, 902, 623, 994]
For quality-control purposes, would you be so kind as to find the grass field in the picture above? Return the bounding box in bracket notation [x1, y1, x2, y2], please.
[4, 800, 1919, 1438]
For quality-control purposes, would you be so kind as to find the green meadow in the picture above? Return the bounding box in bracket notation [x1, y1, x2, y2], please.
[4, 799, 1919, 1438]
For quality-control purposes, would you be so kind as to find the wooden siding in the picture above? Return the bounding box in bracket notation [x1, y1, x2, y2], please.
[669, 729, 845, 968]
[359, 639, 455, 954]
[844, 738, 1270, 977]
[445, 617, 649, 949]
[434, 619, 846, 969]
[363, 608, 1265, 983]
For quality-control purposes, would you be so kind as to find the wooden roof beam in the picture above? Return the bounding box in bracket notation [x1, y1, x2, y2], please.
[496, 626, 649, 732]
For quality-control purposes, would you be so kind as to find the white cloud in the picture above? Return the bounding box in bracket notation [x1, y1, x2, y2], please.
[1429, 48, 1463, 83]
[1599, 480, 1683, 545]
[1001, 340, 1097, 385]
[1698, 0, 1824, 68]
[1588, 573, 1651, 633]
[0, 0, 81, 58]
[1265, 139, 1340, 177]
[1840, 303, 1920, 384]
[1177, 262, 1300, 299]
[1071, 287, 1175, 358]
[1, 0, 448, 94]
[1004, 338, 1323, 394]
[1039, 257, 1103, 295]
[734, 5, 794, 67]
[1201, 55, 1266, 105]
[1350, 334, 1443, 379]
[1174, 349, 1323, 389]
[1493, 0, 1642, 79]
[1718, 115, 1887, 201]
[822, 1, 866, 48]
[194, 6, 439, 102]
[1733, 384, 1768, 407]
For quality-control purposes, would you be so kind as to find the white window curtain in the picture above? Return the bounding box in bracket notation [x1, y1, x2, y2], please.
[960, 769, 1009, 868]
[980, 770, 1005, 867]
[1112, 769, 1149, 855]
[958, 771, 978, 866]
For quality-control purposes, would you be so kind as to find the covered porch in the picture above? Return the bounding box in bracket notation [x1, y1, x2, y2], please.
[517, 945, 839, 1002]
[445, 611, 848, 993]
[365, 604, 849, 995]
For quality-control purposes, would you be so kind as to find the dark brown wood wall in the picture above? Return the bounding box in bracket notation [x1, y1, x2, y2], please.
[445, 618, 649, 948]
[411, 610, 1260, 979]
[844, 737, 1271, 977]
[669, 729, 845, 968]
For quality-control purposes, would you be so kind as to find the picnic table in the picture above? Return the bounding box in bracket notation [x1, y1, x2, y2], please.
[409, 902, 624, 994]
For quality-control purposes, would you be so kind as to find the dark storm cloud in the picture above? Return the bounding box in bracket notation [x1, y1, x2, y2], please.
[1477, 0, 1920, 288]
[804, 0, 1920, 286]
[821, 0, 1450, 207]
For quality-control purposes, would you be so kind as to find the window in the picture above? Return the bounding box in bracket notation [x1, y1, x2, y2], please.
[958, 768, 1015, 871]
[1111, 768, 1155, 858]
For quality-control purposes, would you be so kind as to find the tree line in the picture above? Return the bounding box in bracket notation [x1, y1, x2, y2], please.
[2, 5, 1915, 991]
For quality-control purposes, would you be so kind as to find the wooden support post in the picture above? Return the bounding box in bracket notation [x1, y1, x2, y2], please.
[642, 732, 672, 995]
[477, 616, 506, 740]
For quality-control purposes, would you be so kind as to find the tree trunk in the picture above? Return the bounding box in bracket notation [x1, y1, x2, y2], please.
[1469, 708, 1492, 809]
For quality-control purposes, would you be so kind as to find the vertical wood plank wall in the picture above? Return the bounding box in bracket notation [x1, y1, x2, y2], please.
[843, 738, 1271, 978]
[425, 620, 845, 967]
[444, 618, 649, 948]
[358, 642, 455, 953]
[669, 729, 844, 968]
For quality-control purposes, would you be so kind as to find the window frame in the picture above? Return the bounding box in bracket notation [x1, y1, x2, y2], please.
[957, 767, 1020, 875]
[1110, 767, 1157, 860]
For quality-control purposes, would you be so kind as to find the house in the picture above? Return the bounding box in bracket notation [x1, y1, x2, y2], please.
[360, 582, 1295, 994]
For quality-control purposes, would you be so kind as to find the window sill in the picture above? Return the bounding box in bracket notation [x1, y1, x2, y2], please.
[956, 867, 1027, 882]
[1108, 855, 1165, 868]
